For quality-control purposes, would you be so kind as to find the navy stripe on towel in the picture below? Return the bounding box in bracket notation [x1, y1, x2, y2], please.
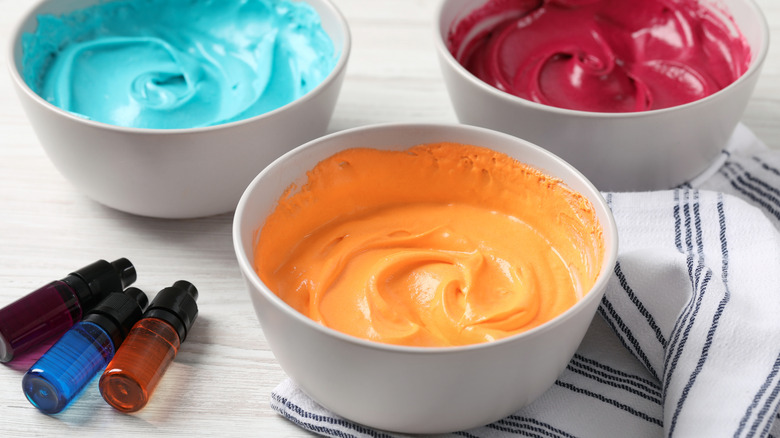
[614, 262, 667, 348]
[452, 431, 481, 438]
[754, 155, 780, 178]
[598, 296, 660, 380]
[668, 196, 732, 436]
[720, 162, 780, 221]
[271, 393, 396, 438]
[573, 354, 661, 393]
[567, 355, 662, 405]
[736, 345, 780, 436]
[554, 381, 663, 426]
[493, 416, 579, 438]
[730, 159, 780, 204]
[664, 190, 708, 393]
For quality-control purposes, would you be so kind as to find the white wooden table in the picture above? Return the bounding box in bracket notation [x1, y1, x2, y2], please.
[1, 1, 778, 436]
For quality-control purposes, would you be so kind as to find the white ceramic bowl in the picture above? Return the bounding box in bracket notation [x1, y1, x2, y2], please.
[233, 123, 619, 433]
[8, 0, 351, 218]
[435, 0, 769, 191]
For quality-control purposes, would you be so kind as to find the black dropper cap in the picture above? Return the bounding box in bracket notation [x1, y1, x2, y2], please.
[144, 280, 199, 342]
[83, 288, 148, 348]
[61, 258, 137, 312]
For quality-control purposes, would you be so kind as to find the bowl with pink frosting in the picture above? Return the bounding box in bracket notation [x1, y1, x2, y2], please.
[435, 0, 769, 191]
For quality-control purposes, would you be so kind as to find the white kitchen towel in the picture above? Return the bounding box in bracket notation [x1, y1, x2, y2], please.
[270, 124, 780, 437]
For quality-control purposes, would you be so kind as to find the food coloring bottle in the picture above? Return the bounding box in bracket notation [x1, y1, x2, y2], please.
[0, 258, 136, 363]
[99, 280, 198, 412]
[21, 287, 148, 414]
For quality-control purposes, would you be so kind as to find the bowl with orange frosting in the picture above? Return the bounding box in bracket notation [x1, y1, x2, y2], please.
[435, 0, 769, 191]
[233, 123, 618, 433]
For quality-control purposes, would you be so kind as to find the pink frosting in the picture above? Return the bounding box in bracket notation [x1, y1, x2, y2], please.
[447, 0, 752, 112]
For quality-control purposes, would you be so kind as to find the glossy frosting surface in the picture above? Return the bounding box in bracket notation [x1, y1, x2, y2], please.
[447, 0, 751, 112]
[22, 0, 337, 129]
[255, 143, 605, 347]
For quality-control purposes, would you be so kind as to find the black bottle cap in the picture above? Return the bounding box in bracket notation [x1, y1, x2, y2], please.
[144, 280, 199, 343]
[61, 258, 137, 311]
[83, 287, 148, 348]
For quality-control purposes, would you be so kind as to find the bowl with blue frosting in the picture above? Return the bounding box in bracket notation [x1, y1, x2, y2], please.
[9, 0, 351, 218]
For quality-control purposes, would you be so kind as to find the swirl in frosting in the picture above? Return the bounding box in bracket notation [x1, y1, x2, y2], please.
[254, 143, 605, 347]
[447, 0, 751, 112]
[22, 0, 337, 129]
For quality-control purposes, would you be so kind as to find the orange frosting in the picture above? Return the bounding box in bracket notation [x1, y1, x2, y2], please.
[254, 143, 604, 347]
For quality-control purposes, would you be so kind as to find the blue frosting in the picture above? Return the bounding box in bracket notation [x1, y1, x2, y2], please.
[22, 0, 338, 129]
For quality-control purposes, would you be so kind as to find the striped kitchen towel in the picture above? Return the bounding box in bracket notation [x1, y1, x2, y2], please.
[270, 124, 780, 437]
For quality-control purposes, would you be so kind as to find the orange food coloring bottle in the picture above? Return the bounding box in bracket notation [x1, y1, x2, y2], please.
[98, 280, 198, 412]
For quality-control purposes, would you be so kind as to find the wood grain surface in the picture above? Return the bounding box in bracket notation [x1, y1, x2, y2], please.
[1, 0, 778, 436]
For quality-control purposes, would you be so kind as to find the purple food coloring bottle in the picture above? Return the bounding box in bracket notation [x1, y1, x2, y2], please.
[0, 258, 136, 363]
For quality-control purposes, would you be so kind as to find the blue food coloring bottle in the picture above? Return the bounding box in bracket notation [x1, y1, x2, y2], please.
[22, 287, 148, 414]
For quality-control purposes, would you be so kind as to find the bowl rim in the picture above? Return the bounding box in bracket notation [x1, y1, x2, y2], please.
[232, 122, 620, 355]
[7, 0, 352, 135]
[433, 0, 770, 119]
